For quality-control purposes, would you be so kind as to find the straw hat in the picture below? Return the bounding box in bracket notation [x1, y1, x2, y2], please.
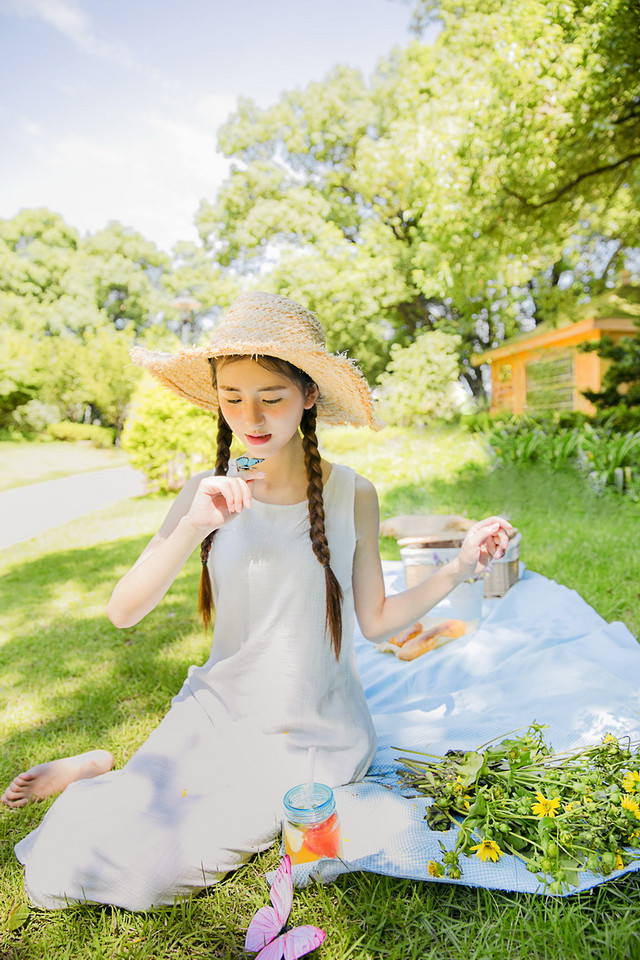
[130, 291, 382, 429]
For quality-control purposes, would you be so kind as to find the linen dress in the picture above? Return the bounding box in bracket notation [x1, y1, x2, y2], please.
[15, 462, 377, 911]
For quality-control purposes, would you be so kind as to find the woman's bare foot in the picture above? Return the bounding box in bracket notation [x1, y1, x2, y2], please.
[1, 749, 114, 809]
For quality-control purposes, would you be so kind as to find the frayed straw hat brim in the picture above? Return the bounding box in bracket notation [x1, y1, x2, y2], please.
[130, 293, 382, 429]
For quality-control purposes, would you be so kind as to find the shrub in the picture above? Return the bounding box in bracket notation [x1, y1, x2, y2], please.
[592, 404, 640, 434]
[577, 428, 640, 495]
[484, 416, 640, 496]
[47, 421, 116, 447]
[377, 330, 463, 426]
[462, 410, 590, 433]
[121, 378, 222, 492]
[10, 400, 60, 435]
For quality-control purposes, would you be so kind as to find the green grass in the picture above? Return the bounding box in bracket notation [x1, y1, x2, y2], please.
[1, 427, 639, 960]
[0, 440, 129, 492]
[320, 425, 638, 637]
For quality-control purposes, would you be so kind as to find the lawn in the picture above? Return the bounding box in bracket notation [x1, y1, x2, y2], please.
[0, 441, 129, 492]
[1, 427, 638, 959]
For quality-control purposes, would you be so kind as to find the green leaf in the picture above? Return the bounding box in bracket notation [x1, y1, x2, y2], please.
[467, 793, 487, 818]
[456, 751, 486, 787]
[4, 903, 30, 932]
[559, 857, 581, 890]
[537, 816, 555, 839]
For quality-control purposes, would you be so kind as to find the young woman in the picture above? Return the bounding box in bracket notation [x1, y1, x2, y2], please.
[3, 292, 512, 910]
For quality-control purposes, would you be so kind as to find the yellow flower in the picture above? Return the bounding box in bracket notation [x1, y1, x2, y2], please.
[531, 793, 561, 818]
[603, 733, 617, 744]
[621, 795, 640, 817]
[615, 851, 624, 870]
[428, 860, 445, 877]
[622, 771, 640, 793]
[471, 839, 503, 863]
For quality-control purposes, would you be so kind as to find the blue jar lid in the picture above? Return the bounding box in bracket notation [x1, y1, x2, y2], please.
[283, 783, 335, 825]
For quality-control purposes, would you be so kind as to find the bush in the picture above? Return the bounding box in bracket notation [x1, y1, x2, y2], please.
[484, 417, 640, 496]
[577, 428, 640, 495]
[462, 410, 591, 433]
[47, 421, 116, 447]
[121, 378, 224, 492]
[377, 330, 463, 426]
[10, 400, 60, 435]
[592, 404, 640, 433]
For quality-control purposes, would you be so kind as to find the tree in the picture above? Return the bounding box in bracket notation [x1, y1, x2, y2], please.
[82, 222, 169, 334]
[163, 241, 241, 345]
[0, 326, 40, 427]
[195, 0, 640, 397]
[195, 67, 419, 381]
[0, 210, 172, 429]
[0, 208, 78, 304]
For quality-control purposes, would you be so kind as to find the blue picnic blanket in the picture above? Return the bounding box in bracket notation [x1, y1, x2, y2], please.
[291, 563, 640, 895]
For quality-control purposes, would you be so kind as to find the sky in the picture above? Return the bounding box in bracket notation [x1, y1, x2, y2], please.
[0, 0, 419, 254]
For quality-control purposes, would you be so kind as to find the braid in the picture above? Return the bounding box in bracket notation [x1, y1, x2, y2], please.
[301, 405, 343, 659]
[198, 407, 233, 632]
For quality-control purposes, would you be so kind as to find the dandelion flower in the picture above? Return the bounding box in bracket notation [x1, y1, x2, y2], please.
[621, 795, 640, 817]
[531, 793, 561, 818]
[622, 771, 640, 793]
[471, 839, 503, 862]
[428, 860, 445, 877]
[615, 852, 624, 870]
[603, 733, 617, 744]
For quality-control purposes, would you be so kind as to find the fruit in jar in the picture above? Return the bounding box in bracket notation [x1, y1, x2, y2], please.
[283, 813, 341, 863]
[283, 821, 304, 853]
[303, 813, 341, 858]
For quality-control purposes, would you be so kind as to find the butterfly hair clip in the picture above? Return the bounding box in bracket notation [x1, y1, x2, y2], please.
[237, 456, 266, 471]
[244, 855, 326, 960]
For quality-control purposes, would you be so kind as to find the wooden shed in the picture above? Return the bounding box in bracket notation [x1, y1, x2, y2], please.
[474, 307, 636, 416]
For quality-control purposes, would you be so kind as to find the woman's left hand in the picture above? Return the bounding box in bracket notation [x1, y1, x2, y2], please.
[455, 516, 515, 581]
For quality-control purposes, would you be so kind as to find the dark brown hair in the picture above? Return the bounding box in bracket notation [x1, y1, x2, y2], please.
[198, 356, 344, 658]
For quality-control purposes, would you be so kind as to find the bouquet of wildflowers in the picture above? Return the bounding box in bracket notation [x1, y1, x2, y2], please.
[397, 724, 640, 893]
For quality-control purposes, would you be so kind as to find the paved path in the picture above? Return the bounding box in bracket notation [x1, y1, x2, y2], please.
[0, 466, 145, 552]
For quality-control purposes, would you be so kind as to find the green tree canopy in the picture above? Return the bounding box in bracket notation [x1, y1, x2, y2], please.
[196, 0, 640, 395]
[0, 210, 172, 430]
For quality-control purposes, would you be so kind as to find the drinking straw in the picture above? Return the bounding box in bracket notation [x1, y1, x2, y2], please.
[306, 746, 316, 803]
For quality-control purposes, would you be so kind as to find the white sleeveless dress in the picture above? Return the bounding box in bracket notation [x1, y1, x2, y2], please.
[15, 463, 376, 910]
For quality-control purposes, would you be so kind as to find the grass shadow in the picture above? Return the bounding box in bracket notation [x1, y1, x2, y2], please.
[0, 532, 210, 821]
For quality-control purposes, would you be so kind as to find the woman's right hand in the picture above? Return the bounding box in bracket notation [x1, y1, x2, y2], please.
[184, 472, 266, 535]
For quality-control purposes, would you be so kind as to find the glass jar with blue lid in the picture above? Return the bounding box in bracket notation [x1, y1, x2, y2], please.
[282, 783, 342, 864]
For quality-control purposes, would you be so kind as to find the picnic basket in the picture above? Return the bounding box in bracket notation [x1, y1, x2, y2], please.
[397, 529, 521, 599]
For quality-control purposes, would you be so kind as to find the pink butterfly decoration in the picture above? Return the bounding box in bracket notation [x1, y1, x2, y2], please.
[245, 855, 326, 960]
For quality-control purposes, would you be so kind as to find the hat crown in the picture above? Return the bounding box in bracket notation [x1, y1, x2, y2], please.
[219, 292, 326, 350]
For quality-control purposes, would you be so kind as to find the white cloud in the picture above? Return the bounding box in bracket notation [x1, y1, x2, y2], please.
[27, 0, 91, 42]
[20, 118, 44, 137]
[6, 0, 122, 59]
[3, 0, 171, 87]
[9, 95, 235, 252]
